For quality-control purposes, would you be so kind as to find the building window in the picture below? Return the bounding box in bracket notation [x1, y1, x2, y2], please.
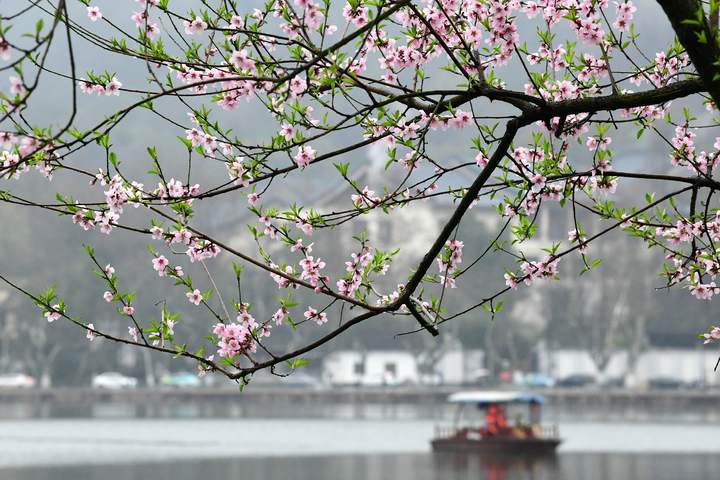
[354, 361, 365, 375]
[384, 363, 397, 376]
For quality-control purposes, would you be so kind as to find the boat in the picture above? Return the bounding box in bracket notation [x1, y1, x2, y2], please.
[431, 390, 562, 455]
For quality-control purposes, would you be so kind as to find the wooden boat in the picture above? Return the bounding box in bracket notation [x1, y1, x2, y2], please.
[431, 391, 562, 455]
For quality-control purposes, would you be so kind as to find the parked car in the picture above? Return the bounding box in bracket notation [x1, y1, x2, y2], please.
[518, 372, 555, 388]
[466, 368, 491, 385]
[91, 372, 138, 389]
[648, 376, 684, 390]
[601, 377, 626, 388]
[556, 374, 596, 388]
[0, 373, 36, 388]
[160, 371, 201, 389]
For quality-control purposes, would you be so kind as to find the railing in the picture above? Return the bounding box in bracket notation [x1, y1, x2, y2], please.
[434, 424, 482, 440]
[434, 423, 560, 440]
[540, 424, 560, 439]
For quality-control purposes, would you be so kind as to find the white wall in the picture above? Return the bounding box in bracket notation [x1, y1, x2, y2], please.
[363, 352, 419, 385]
[322, 351, 363, 385]
[545, 348, 720, 386]
[435, 351, 464, 384]
[546, 350, 599, 379]
[322, 351, 419, 386]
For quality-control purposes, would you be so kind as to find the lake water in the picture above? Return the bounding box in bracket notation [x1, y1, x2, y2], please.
[2, 419, 720, 479]
[5, 453, 720, 480]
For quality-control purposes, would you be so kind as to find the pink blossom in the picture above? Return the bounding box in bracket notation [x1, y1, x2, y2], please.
[103, 291, 113, 302]
[122, 306, 135, 316]
[105, 77, 122, 96]
[184, 16, 208, 35]
[448, 110, 472, 129]
[702, 326, 720, 344]
[299, 256, 326, 287]
[289, 77, 307, 96]
[529, 174, 546, 193]
[342, 3, 369, 27]
[586, 136, 612, 151]
[87, 6, 102, 22]
[0, 39, 11, 61]
[613, 1, 636, 32]
[304, 306, 328, 325]
[186, 289, 203, 305]
[280, 124, 294, 141]
[9, 76, 23, 95]
[294, 145, 315, 169]
[128, 326, 139, 342]
[152, 255, 169, 275]
[272, 307, 287, 326]
[45, 305, 61, 323]
[475, 152, 488, 167]
[150, 226, 164, 240]
[213, 321, 256, 358]
[229, 50, 256, 72]
[86, 323, 95, 341]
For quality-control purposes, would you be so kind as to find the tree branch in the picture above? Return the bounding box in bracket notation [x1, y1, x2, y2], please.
[657, 0, 720, 107]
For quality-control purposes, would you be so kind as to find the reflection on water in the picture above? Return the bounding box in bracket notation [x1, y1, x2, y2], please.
[2, 453, 720, 480]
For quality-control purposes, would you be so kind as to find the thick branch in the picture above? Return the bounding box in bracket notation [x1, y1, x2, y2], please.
[657, 0, 720, 107]
[521, 79, 704, 125]
[393, 120, 519, 308]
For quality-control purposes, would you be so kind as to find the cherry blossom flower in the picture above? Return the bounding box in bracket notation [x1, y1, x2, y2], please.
[304, 306, 328, 325]
[299, 256, 326, 287]
[87, 6, 102, 22]
[186, 289, 203, 306]
[150, 226, 164, 240]
[613, 1, 636, 32]
[105, 77, 122, 96]
[272, 307, 287, 326]
[9, 76, 23, 95]
[529, 174, 546, 193]
[229, 50, 256, 72]
[152, 255, 169, 275]
[45, 305, 61, 323]
[280, 124, 294, 141]
[475, 152, 488, 167]
[184, 16, 208, 35]
[342, 3, 369, 27]
[84, 324, 95, 341]
[294, 146, 315, 169]
[0, 39, 11, 61]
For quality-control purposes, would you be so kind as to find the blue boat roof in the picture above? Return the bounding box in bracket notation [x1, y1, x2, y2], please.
[448, 391, 545, 405]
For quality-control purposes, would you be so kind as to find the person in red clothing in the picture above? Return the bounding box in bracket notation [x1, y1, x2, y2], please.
[484, 404, 508, 437]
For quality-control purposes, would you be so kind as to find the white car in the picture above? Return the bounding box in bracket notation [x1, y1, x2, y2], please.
[91, 372, 138, 389]
[0, 373, 36, 388]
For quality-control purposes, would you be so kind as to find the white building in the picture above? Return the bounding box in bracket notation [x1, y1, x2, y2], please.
[323, 349, 484, 386]
[540, 348, 720, 386]
[322, 350, 420, 386]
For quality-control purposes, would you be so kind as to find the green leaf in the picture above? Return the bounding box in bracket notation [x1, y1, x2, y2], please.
[286, 358, 310, 369]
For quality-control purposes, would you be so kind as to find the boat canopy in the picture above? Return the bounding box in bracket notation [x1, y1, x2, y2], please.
[448, 391, 545, 406]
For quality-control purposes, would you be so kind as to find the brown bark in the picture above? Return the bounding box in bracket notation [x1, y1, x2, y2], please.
[657, 0, 720, 108]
